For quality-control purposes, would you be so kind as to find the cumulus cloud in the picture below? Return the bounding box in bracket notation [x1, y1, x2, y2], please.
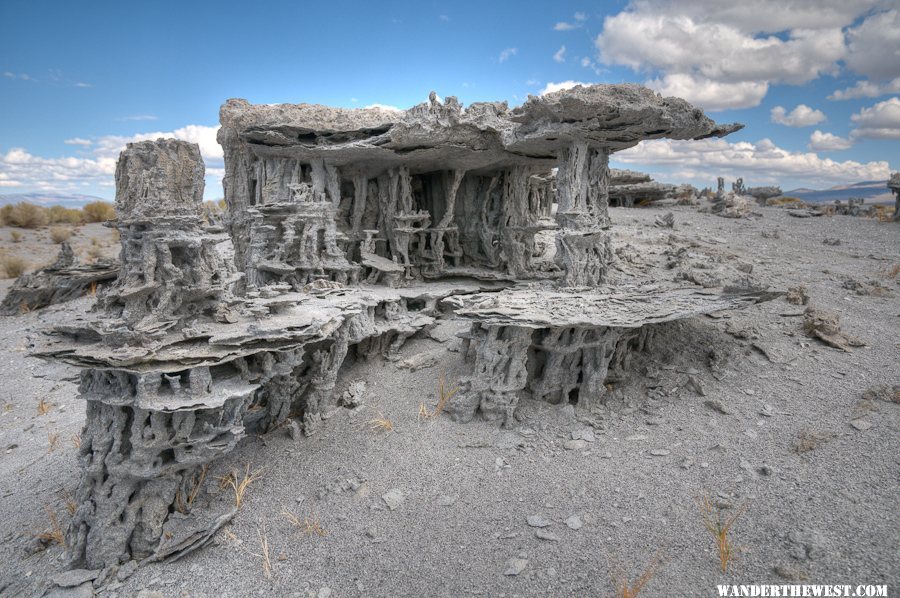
[498, 47, 518, 63]
[612, 136, 890, 186]
[829, 77, 900, 100]
[363, 103, 403, 111]
[593, 1, 893, 110]
[850, 96, 900, 139]
[1, 125, 222, 195]
[770, 104, 827, 127]
[844, 9, 900, 81]
[539, 81, 591, 96]
[553, 45, 567, 63]
[648, 73, 768, 111]
[808, 130, 854, 151]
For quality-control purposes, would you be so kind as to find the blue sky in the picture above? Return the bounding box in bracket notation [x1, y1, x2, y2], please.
[1, 0, 898, 200]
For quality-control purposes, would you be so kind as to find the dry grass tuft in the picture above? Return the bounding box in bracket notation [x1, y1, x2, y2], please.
[9, 230, 22, 243]
[71, 433, 82, 449]
[698, 496, 746, 573]
[1, 254, 28, 278]
[419, 371, 459, 420]
[792, 430, 837, 454]
[282, 507, 327, 537]
[37, 397, 51, 416]
[35, 505, 66, 548]
[883, 263, 900, 279]
[219, 463, 263, 509]
[608, 552, 664, 598]
[368, 413, 395, 433]
[47, 430, 60, 453]
[256, 524, 273, 579]
[175, 464, 210, 514]
[49, 226, 72, 244]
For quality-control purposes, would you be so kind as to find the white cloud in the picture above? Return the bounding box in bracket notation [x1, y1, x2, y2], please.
[554, 21, 580, 31]
[829, 77, 900, 100]
[850, 96, 900, 140]
[574, 12, 588, 21]
[1, 125, 223, 195]
[808, 130, 854, 151]
[770, 104, 827, 127]
[593, 1, 892, 110]
[613, 136, 890, 186]
[363, 103, 403, 111]
[845, 9, 900, 81]
[498, 47, 518, 63]
[525, 79, 541, 86]
[553, 45, 567, 63]
[539, 81, 591, 96]
[64, 137, 93, 147]
[648, 73, 768, 111]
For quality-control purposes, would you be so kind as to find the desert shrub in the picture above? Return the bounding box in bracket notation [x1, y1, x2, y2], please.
[48, 205, 84, 224]
[9, 231, 22, 243]
[1, 255, 28, 278]
[49, 226, 72, 244]
[4, 202, 50, 228]
[82, 201, 116, 223]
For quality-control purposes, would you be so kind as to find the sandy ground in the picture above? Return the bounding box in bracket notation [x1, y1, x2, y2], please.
[0, 223, 119, 279]
[0, 205, 897, 597]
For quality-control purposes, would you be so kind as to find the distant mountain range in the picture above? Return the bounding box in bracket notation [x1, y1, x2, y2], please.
[784, 180, 894, 204]
[0, 192, 110, 208]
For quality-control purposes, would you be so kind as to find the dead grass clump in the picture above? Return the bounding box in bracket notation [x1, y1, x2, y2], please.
[368, 413, 395, 433]
[71, 432, 82, 449]
[34, 505, 66, 548]
[792, 430, 837, 454]
[219, 464, 262, 508]
[1, 254, 28, 278]
[419, 371, 459, 419]
[175, 464, 210, 514]
[282, 508, 327, 537]
[37, 397, 51, 416]
[82, 201, 116, 223]
[882, 263, 900, 279]
[698, 496, 746, 573]
[49, 226, 72, 244]
[47, 430, 60, 453]
[9, 230, 22, 243]
[607, 552, 664, 598]
[3, 202, 49, 228]
[86, 245, 104, 262]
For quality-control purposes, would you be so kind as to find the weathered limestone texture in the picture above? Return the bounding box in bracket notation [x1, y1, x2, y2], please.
[0, 242, 117, 315]
[34, 85, 774, 569]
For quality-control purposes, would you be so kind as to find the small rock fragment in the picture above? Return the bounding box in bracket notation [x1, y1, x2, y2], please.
[563, 439, 587, 451]
[564, 515, 583, 530]
[850, 419, 872, 431]
[381, 488, 406, 511]
[535, 529, 560, 542]
[526, 515, 552, 528]
[504, 556, 528, 576]
[649, 449, 670, 456]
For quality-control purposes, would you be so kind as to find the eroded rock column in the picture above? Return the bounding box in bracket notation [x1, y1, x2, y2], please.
[554, 141, 613, 286]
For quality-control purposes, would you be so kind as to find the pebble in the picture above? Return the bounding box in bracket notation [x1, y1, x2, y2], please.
[649, 449, 670, 456]
[564, 515, 583, 530]
[571, 429, 596, 442]
[563, 439, 587, 451]
[850, 419, 872, 431]
[535, 529, 560, 542]
[436, 495, 457, 506]
[526, 515, 551, 528]
[703, 399, 731, 415]
[504, 555, 528, 576]
[317, 588, 332, 598]
[52, 569, 100, 588]
[381, 488, 406, 511]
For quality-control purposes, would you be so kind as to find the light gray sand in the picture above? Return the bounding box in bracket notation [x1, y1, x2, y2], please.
[0, 205, 897, 597]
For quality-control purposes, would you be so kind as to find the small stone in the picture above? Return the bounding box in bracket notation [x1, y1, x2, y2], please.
[703, 399, 731, 415]
[317, 588, 332, 598]
[53, 569, 100, 588]
[758, 465, 773, 476]
[571, 429, 596, 442]
[116, 560, 138, 582]
[504, 557, 528, 576]
[535, 528, 560, 542]
[365, 527, 377, 539]
[850, 419, 872, 431]
[526, 515, 551, 528]
[564, 515, 583, 530]
[774, 564, 807, 581]
[649, 449, 670, 456]
[563, 439, 587, 451]
[436, 495, 457, 507]
[286, 419, 301, 440]
[760, 404, 774, 417]
[382, 488, 406, 511]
